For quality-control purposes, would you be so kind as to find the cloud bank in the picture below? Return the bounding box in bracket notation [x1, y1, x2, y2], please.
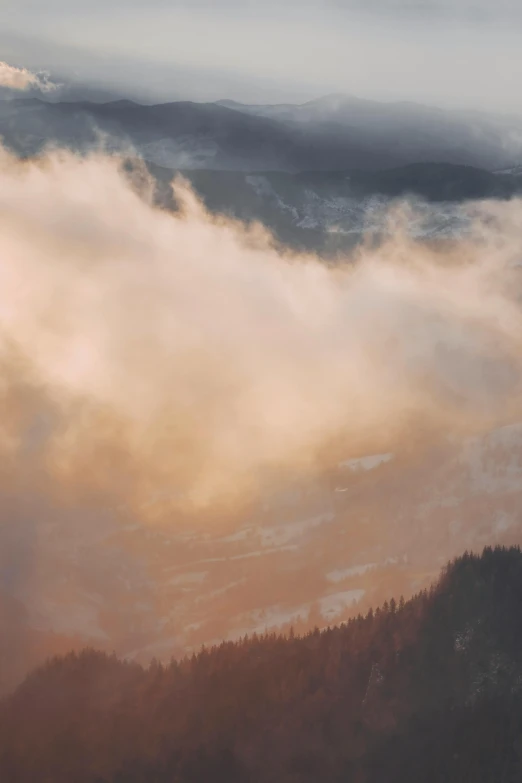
[0, 148, 521, 512]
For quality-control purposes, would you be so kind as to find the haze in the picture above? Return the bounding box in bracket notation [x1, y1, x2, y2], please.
[1, 0, 522, 110]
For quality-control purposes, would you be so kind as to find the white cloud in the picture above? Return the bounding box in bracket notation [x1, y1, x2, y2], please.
[0, 60, 59, 93]
[0, 147, 520, 510]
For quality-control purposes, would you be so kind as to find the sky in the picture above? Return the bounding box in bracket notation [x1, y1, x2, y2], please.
[0, 0, 522, 109]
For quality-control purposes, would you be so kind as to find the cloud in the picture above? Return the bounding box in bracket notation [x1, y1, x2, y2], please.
[0, 60, 59, 93]
[0, 147, 521, 508]
[1, 144, 522, 689]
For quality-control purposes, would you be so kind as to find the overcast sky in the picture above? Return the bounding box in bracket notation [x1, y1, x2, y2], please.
[1, 0, 522, 110]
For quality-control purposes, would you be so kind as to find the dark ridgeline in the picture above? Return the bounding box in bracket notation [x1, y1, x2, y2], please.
[3, 93, 522, 173]
[1, 546, 522, 782]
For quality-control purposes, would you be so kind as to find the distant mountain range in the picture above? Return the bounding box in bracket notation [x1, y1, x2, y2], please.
[2, 92, 522, 173]
[3, 92, 522, 258]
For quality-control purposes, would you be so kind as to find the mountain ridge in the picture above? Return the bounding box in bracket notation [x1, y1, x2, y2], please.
[2, 92, 522, 173]
[2, 546, 522, 783]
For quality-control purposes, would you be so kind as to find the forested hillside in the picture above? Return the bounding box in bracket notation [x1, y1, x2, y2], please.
[2, 546, 522, 782]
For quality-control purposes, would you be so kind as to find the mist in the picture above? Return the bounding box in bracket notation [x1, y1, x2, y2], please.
[2, 144, 522, 690]
[1, 147, 522, 504]
[2, 0, 522, 110]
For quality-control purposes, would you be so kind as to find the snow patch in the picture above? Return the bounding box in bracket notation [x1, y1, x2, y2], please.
[167, 571, 208, 587]
[339, 453, 393, 472]
[260, 512, 334, 547]
[320, 590, 365, 621]
[194, 580, 246, 603]
[326, 564, 376, 583]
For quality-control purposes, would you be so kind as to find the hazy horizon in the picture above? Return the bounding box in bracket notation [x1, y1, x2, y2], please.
[1, 0, 522, 112]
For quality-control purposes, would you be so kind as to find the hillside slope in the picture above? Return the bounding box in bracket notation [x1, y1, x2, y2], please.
[2, 547, 522, 783]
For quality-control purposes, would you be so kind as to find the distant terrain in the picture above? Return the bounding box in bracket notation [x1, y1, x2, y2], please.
[2, 93, 522, 174]
[3, 91, 522, 255]
[143, 161, 522, 254]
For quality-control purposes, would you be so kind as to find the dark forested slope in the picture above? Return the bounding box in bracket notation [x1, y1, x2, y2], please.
[2, 546, 522, 783]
